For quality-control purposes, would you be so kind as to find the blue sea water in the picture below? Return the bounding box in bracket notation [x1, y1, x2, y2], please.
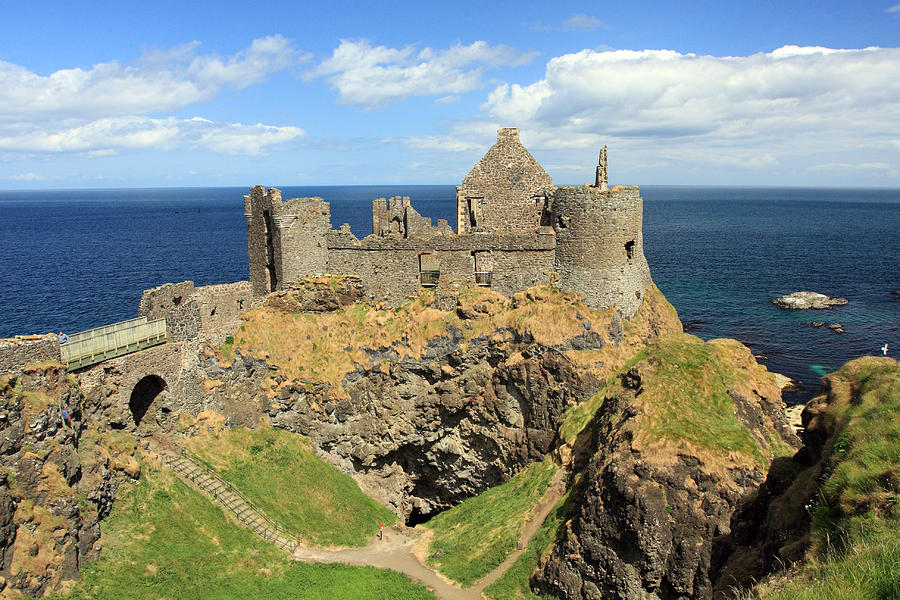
[1, 185, 898, 403]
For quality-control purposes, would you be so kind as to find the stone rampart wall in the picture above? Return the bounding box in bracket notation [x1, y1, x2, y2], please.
[0, 335, 61, 375]
[244, 186, 284, 296]
[278, 197, 330, 285]
[551, 185, 651, 317]
[138, 281, 197, 320]
[192, 281, 254, 346]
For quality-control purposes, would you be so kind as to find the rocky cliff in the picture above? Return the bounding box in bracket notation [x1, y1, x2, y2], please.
[201, 279, 683, 520]
[713, 356, 900, 598]
[533, 335, 800, 600]
[0, 364, 140, 597]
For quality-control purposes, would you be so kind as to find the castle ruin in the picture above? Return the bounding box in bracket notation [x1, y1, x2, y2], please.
[244, 128, 652, 317]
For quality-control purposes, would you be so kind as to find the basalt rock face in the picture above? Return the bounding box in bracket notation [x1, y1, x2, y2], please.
[0, 365, 137, 597]
[266, 331, 596, 519]
[204, 284, 683, 521]
[533, 336, 799, 600]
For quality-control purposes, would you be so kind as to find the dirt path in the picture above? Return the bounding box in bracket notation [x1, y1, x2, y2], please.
[290, 467, 568, 600]
[292, 526, 477, 600]
[471, 467, 567, 594]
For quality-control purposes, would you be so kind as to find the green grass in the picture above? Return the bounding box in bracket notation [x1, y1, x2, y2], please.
[49, 462, 435, 600]
[750, 357, 900, 600]
[558, 348, 647, 446]
[425, 456, 558, 587]
[183, 426, 396, 547]
[637, 335, 772, 467]
[750, 516, 900, 600]
[483, 490, 570, 600]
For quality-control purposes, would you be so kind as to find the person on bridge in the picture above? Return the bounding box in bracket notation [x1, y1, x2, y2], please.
[58, 331, 68, 344]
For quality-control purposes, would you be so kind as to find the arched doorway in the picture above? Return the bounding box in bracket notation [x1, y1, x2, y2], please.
[129, 375, 166, 427]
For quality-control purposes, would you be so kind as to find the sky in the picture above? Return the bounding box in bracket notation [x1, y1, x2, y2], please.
[1, 0, 899, 189]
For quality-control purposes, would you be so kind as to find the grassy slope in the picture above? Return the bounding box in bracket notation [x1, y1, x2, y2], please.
[751, 357, 900, 600]
[633, 334, 794, 469]
[425, 457, 559, 587]
[50, 460, 435, 600]
[482, 491, 570, 600]
[182, 426, 396, 547]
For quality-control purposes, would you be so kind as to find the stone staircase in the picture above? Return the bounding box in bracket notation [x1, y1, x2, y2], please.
[165, 451, 299, 553]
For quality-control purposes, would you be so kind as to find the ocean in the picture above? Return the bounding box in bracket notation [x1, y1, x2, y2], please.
[1, 185, 898, 403]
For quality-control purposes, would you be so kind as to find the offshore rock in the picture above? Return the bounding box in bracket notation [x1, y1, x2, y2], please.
[533, 335, 798, 600]
[773, 291, 848, 310]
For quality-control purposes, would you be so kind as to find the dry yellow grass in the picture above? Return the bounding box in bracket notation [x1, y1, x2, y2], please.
[226, 282, 656, 399]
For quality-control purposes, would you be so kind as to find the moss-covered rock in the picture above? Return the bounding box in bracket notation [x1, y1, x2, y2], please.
[533, 334, 798, 600]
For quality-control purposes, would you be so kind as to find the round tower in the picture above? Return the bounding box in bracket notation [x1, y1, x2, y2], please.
[550, 184, 652, 317]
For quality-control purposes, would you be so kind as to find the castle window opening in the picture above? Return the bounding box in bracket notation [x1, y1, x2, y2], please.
[129, 374, 166, 427]
[625, 240, 635, 261]
[466, 197, 482, 228]
[419, 253, 440, 287]
[472, 251, 492, 287]
[263, 209, 278, 292]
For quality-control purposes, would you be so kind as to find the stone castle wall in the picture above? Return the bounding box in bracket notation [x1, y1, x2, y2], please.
[277, 196, 330, 286]
[551, 185, 652, 317]
[158, 281, 254, 345]
[456, 128, 555, 235]
[138, 281, 197, 320]
[0, 335, 61, 375]
[244, 128, 653, 316]
[326, 230, 556, 306]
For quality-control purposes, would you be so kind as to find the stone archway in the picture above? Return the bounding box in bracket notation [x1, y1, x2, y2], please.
[129, 375, 166, 427]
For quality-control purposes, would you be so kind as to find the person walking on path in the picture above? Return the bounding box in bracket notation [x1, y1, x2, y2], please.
[379, 523, 384, 541]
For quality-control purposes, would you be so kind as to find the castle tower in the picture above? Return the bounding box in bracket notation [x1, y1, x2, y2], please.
[244, 185, 330, 296]
[550, 152, 652, 317]
[456, 128, 555, 234]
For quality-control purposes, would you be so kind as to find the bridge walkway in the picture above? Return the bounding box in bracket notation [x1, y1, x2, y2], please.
[60, 316, 167, 370]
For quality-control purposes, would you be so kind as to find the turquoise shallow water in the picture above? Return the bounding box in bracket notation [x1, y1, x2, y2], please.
[1, 185, 898, 402]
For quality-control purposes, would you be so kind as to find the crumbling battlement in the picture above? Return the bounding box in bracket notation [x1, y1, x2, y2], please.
[0, 334, 61, 375]
[245, 128, 653, 317]
[139, 280, 255, 346]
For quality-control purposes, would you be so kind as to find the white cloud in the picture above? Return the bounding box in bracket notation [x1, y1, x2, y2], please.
[531, 14, 608, 31]
[887, 3, 900, 13]
[0, 116, 305, 155]
[309, 40, 536, 108]
[196, 122, 306, 155]
[0, 35, 305, 122]
[9, 172, 43, 181]
[383, 134, 486, 153]
[472, 45, 900, 177]
[562, 14, 607, 30]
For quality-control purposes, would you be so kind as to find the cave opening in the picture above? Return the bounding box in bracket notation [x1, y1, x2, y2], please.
[129, 375, 166, 427]
[405, 505, 441, 527]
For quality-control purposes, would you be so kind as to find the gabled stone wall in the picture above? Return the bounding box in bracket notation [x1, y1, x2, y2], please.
[456, 128, 555, 235]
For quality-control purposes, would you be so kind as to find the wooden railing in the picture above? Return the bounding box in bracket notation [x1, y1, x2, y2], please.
[419, 270, 440, 287]
[60, 316, 166, 370]
[175, 449, 300, 552]
[474, 271, 493, 286]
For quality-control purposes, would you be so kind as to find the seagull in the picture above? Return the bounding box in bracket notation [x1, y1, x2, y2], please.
[882, 343, 889, 356]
